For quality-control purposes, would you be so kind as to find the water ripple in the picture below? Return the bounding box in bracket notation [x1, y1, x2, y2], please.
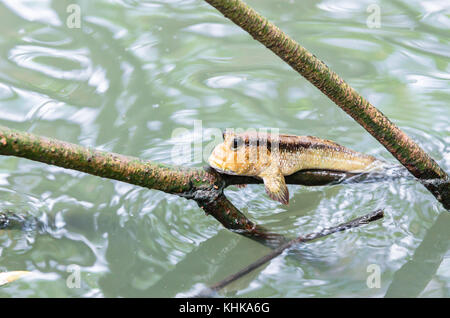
[0, 0, 449, 298]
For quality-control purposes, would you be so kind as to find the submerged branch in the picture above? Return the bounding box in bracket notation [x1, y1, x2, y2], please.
[224, 166, 412, 187]
[204, 0, 450, 210]
[199, 193, 287, 248]
[197, 209, 384, 296]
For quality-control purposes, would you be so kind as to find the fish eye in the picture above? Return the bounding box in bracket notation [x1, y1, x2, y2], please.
[230, 137, 244, 150]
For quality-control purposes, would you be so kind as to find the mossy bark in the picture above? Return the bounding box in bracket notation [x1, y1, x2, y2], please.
[204, 0, 450, 210]
[0, 126, 199, 194]
[0, 126, 259, 236]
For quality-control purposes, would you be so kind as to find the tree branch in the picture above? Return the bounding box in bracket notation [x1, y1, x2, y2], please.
[204, 0, 450, 210]
[196, 209, 384, 296]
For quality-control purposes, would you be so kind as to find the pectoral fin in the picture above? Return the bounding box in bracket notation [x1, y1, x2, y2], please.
[260, 171, 289, 205]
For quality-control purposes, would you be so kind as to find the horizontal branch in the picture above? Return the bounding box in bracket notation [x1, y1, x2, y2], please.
[223, 166, 411, 187]
[0, 126, 382, 195]
[0, 126, 200, 195]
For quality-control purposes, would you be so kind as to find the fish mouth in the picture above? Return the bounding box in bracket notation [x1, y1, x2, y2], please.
[208, 157, 224, 171]
[208, 157, 239, 175]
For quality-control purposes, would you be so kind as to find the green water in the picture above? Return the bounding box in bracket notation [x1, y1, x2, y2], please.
[0, 0, 449, 297]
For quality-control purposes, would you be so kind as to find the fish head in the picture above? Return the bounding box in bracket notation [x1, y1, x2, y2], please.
[208, 130, 272, 176]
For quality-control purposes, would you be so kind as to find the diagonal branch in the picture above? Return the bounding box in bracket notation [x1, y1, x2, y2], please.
[204, 0, 449, 210]
[197, 209, 384, 296]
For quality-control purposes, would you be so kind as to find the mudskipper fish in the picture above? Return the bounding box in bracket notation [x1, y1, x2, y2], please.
[208, 130, 385, 204]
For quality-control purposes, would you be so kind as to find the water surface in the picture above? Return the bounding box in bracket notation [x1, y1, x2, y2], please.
[0, 0, 449, 297]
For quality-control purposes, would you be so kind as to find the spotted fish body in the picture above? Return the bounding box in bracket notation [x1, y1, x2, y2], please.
[208, 130, 384, 205]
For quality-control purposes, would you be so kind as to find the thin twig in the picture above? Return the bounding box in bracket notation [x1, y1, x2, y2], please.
[196, 209, 384, 296]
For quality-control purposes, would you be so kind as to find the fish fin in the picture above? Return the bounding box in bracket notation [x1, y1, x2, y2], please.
[260, 170, 289, 205]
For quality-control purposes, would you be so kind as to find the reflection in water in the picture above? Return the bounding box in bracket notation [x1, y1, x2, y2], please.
[0, 0, 448, 297]
[385, 212, 450, 297]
